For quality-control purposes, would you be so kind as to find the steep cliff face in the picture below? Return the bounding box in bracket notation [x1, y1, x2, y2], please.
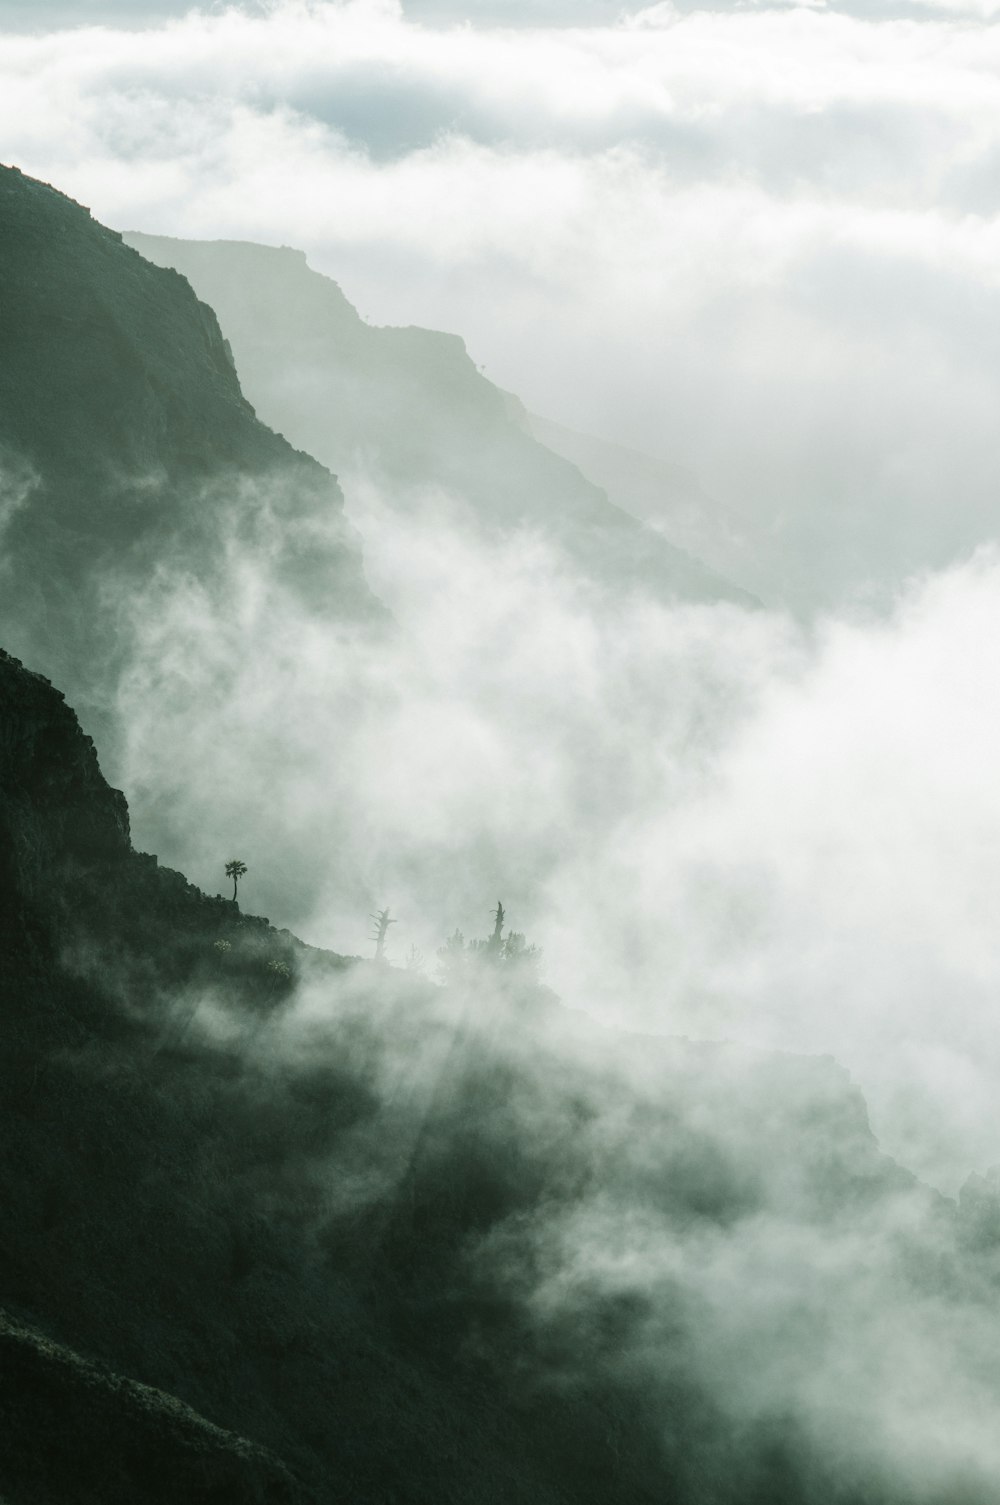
[0, 646, 131, 983]
[123, 232, 757, 607]
[0, 647, 130, 873]
[0, 166, 381, 752]
[0, 643, 315, 1012]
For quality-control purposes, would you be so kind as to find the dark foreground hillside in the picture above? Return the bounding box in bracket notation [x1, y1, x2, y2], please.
[3, 643, 1000, 1504]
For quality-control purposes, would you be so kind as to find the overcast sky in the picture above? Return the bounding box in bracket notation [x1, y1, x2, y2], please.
[6, 0, 1000, 602]
[7, 0, 996, 26]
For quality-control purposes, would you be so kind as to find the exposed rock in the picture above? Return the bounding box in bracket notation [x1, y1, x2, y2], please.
[0, 646, 130, 879]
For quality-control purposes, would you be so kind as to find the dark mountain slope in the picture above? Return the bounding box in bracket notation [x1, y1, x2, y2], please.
[4, 644, 998, 1504]
[0, 645, 562, 1504]
[0, 1309, 300, 1505]
[0, 165, 381, 756]
[123, 232, 757, 607]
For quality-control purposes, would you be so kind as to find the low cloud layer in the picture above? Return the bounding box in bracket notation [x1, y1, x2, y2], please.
[104, 453, 1000, 1196]
[11, 5, 1000, 1496]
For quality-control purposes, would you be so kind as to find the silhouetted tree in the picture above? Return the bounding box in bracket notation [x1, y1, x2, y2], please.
[370, 907, 396, 961]
[225, 859, 248, 902]
[487, 900, 505, 957]
[438, 902, 541, 984]
[498, 929, 541, 977]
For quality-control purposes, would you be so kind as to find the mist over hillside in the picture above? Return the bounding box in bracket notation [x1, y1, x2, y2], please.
[10, 1, 1000, 609]
[98, 217, 1000, 1201]
[522, 409, 764, 599]
[5, 161, 1000, 1200]
[6, 641, 1000, 1505]
[123, 231, 752, 610]
[0, 165, 382, 752]
[6, 0, 1000, 1488]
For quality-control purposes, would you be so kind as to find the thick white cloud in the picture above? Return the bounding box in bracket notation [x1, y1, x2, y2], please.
[14, 15, 1000, 1495]
[107, 450, 1000, 1195]
[6, 0, 1000, 600]
[532, 548, 1000, 1190]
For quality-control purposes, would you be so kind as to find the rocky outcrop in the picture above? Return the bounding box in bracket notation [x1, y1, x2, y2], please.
[0, 647, 130, 878]
[0, 642, 311, 992]
[0, 646, 132, 984]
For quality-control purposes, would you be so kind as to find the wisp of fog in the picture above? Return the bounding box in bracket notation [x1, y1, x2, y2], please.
[106, 452, 1000, 1200]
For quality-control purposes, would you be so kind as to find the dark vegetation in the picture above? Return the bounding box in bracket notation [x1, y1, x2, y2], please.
[4, 644, 1000, 1503]
[0, 1309, 300, 1505]
[436, 901, 542, 983]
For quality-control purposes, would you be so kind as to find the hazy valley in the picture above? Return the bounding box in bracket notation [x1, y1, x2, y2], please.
[4, 111, 1000, 1505]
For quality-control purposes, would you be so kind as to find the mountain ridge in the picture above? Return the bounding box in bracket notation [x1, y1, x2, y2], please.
[0, 164, 383, 759]
[123, 229, 759, 609]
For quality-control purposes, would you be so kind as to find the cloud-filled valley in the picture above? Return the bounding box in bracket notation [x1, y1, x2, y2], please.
[113, 449, 1000, 1197]
[77, 219, 1000, 1199]
[6, 3, 1000, 1501]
